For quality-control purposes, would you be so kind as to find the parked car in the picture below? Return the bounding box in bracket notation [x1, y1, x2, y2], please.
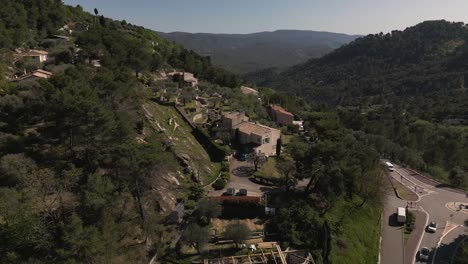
[426, 222, 437, 233]
[236, 153, 248, 161]
[238, 189, 248, 196]
[225, 188, 236, 196]
[234, 151, 249, 161]
[418, 247, 430, 261]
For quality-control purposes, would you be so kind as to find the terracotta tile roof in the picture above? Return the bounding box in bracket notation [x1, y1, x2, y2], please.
[270, 104, 293, 116]
[15, 69, 52, 81]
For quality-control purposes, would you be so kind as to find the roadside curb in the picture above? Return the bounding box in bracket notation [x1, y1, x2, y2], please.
[410, 208, 429, 264]
[378, 209, 383, 264]
[393, 169, 422, 202]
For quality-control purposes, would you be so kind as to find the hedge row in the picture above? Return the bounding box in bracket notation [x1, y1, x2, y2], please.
[252, 175, 282, 186]
[212, 196, 262, 207]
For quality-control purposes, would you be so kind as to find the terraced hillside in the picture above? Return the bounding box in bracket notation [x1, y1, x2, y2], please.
[143, 101, 221, 184]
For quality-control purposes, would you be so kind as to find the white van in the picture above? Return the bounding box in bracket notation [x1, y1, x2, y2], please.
[397, 207, 406, 223]
[385, 161, 395, 172]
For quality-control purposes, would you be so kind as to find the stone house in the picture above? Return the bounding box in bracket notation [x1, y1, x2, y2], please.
[222, 111, 281, 156]
[21, 49, 49, 63]
[221, 111, 249, 130]
[168, 71, 198, 88]
[14, 69, 52, 82]
[268, 104, 294, 126]
[234, 122, 281, 156]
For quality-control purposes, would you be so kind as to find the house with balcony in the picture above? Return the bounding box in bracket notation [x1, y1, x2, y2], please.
[221, 111, 281, 156]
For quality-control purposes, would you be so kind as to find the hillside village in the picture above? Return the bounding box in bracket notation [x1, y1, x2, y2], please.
[1, 2, 442, 264]
[0, 13, 315, 263]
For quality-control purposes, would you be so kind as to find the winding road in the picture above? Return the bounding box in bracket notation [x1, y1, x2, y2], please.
[380, 163, 467, 264]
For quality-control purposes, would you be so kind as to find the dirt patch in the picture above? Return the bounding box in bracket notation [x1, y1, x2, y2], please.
[211, 218, 265, 235]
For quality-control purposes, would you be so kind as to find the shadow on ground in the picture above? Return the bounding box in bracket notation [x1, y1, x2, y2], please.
[428, 233, 467, 264]
[231, 166, 255, 177]
[388, 213, 405, 227]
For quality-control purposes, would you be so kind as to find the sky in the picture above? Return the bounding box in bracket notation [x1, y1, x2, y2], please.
[63, 0, 468, 35]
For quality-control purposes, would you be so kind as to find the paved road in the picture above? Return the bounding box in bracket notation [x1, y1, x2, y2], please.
[384, 164, 467, 264]
[208, 158, 277, 197]
[380, 193, 406, 264]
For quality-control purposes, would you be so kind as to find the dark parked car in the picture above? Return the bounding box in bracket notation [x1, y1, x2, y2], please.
[238, 189, 248, 196]
[418, 247, 430, 261]
[235, 152, 249, 161]
[225, 188, 235, 196]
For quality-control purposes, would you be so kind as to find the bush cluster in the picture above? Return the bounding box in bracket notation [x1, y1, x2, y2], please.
[212, 178, 226, 190]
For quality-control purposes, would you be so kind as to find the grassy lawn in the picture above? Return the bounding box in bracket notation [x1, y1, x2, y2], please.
[144, 102, 221, 184]
[328, 200, 381, 264]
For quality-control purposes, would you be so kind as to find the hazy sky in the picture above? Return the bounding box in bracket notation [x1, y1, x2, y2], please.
[63, 0, 468, 35]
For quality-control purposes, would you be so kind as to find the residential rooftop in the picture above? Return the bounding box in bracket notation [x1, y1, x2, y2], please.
[240, 86, 259, 95]
[271, 104, 293, 116]
[14, 69, 52, 82]
[22, 49, 48, 56]
[234, 121, 278, 135]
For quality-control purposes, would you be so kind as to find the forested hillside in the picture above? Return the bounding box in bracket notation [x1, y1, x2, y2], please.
[247, 20, 468, 188]
[159, 30, 359, 74]
[0, 1, 239, 262]
[0, 1, 422, 264]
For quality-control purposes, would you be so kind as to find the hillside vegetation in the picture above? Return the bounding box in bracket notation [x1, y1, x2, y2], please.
[248, 20, 468, 188]
[159, 30, 359, 74]
[0, 1, 388, 264]
[0, 1, 239, 262]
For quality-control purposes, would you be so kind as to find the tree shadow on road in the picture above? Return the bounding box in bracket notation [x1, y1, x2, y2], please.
[428, 233, 467, 264]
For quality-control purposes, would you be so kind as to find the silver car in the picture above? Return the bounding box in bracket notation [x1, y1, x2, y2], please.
[426, 222, 437, 233]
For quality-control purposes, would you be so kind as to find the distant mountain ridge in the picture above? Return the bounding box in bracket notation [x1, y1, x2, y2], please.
[158, 30, 360, 73]
[246, 20, 468, 121]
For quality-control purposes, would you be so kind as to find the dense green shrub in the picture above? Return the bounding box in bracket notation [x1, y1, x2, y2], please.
[212, 179, 226, 190]
[221, 171, 231, 181]
[221, 161, 230, 172]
